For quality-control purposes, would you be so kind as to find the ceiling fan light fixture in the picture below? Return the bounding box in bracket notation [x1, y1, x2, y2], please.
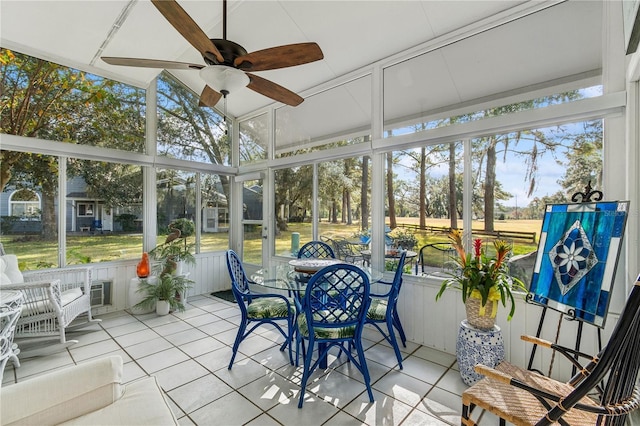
[199, 65, 249, 94]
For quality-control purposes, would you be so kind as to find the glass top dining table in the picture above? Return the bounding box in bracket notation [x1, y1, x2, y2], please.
[250, 258, 385, 292]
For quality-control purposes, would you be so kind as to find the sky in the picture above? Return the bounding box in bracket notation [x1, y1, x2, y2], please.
[395, 87, 603, 209]
[398, 133, 577, 209]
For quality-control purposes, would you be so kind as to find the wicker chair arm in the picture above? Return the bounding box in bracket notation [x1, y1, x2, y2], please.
[474, 364, 513, 384]
[521, 334, 595, 374]
[521, 335, 553, 348]
[2, 279, 64, 315]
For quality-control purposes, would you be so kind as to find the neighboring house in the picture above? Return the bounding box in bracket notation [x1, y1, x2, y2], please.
[0, 177, 139, 233]
[1, 177, 259, 234]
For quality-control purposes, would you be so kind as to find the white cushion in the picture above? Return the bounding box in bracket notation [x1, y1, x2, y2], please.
[0, 255, 24, 285]
[60, 377, 179, 425]
[21, 287, 84, 317]
[0, 257, 9, 284]
[62, 287, 84, 306]
[1, 356, 125, 426]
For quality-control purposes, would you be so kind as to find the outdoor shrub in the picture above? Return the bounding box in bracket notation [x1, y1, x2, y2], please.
[115, 214, 138, 232]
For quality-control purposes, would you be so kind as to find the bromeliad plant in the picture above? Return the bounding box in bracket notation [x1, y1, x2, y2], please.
[436, 229, 526, 320]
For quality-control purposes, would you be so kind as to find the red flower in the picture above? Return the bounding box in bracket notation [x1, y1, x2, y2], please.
[437, 230, 527, 321]
[473, 239, 482, 258]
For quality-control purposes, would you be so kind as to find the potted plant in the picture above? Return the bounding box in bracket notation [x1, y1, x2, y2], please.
[150, 218, 196, 276]
[134, 273, 193, 315]
[436, 229, 526, 330]
[390, 228, 418, 251]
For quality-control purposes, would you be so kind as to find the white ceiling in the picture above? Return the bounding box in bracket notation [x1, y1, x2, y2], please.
[1, 0, 605, 123]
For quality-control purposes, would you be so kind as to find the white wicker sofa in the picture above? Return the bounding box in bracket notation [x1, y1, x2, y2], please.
[1, 356, 179, 425]
[0, 252, 98, 346]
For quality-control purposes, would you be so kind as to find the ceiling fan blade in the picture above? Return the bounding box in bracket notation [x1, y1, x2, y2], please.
[246, 73, 303, 106]
[102, 57, 204, 70]
[199, 85, 223, 108]
[234, 42, 323, 71]
[151, 0, 224, 63]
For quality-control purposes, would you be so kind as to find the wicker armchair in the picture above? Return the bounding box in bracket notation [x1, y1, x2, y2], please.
[461, 274, 640, 426]
[0, 253, 99, 348]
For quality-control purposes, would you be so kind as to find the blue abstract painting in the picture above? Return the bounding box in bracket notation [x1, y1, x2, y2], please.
[529, 201, 629, 327]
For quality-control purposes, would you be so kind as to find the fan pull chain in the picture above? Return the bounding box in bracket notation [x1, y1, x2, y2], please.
[221, 90, 229, 135]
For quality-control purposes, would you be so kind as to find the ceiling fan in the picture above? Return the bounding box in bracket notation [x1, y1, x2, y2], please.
[102, 0, 323, 108]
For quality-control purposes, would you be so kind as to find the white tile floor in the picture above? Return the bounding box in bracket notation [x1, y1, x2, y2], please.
[2, 293, 500, 426]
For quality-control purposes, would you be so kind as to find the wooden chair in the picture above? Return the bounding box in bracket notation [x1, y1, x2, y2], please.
[461, 274, 640, 425]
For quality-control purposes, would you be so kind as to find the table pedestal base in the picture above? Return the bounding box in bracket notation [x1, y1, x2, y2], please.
[456, 319, 504, 386]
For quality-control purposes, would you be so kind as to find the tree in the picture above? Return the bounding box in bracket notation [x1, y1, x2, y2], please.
[156, 73, 231, 208]
[386, 152, 397, 228]
[360, 155, 370, 232]
[448, 143, 459, 228]
[1, 48, 144, 241]
[274, 165, 313, 231]
[157, 73, 229, 165]
[557, 120, 603, 196]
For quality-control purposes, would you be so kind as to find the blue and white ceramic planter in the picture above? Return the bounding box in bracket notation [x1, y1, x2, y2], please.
[456, 319, 504, 385]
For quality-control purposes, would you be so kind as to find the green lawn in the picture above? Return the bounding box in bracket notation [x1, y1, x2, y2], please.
[272, 219, 540, 262]
[2, 218, 540, 270]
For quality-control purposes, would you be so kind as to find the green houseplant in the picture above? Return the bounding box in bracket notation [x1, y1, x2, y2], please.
[150, 218, 196, 275]
[390, 228, 418, 251]
[436, 229, 526, 329]
[134, 273, 193, 314]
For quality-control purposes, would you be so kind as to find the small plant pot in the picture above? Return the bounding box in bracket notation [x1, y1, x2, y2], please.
[156, 300, 170, 316]
[465, 297, 497, 330]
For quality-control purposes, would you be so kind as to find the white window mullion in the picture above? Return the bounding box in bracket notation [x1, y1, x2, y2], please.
[58, 157, 67, 267]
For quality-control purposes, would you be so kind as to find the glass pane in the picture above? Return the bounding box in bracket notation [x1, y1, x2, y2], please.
[382, 2, 603, 139]
[1, 48, 145, 152]
[242, 179, 263, 264]
[66, 159, 143, 263]
[274, 166, 313, 256]
[239, 113, 268, 165]
[156, 169, 196, 250]
[0, 152, 59, 268]
[157, 72, 230, 165]
[275, 75, 371, 155]
[318, 156, 371, 248]
[385, 143, 461, 274]
[470, 119, 603, 259]
[200, 173, 231, 252]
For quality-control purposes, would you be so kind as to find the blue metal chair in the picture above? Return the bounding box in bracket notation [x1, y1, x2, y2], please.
[296, 263, 374, 408]
[225, 250, 295, 369]
[297, 241, 335, 259]
[366, 251, 407, 369]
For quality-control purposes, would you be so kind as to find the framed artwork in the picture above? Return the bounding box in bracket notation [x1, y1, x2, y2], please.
[528, 201, 629, 327]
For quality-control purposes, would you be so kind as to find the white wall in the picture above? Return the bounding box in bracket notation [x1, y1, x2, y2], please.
[398, 275, 622, 382]
[87, 248, 625, 383]
[89, 251, 230, 316]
